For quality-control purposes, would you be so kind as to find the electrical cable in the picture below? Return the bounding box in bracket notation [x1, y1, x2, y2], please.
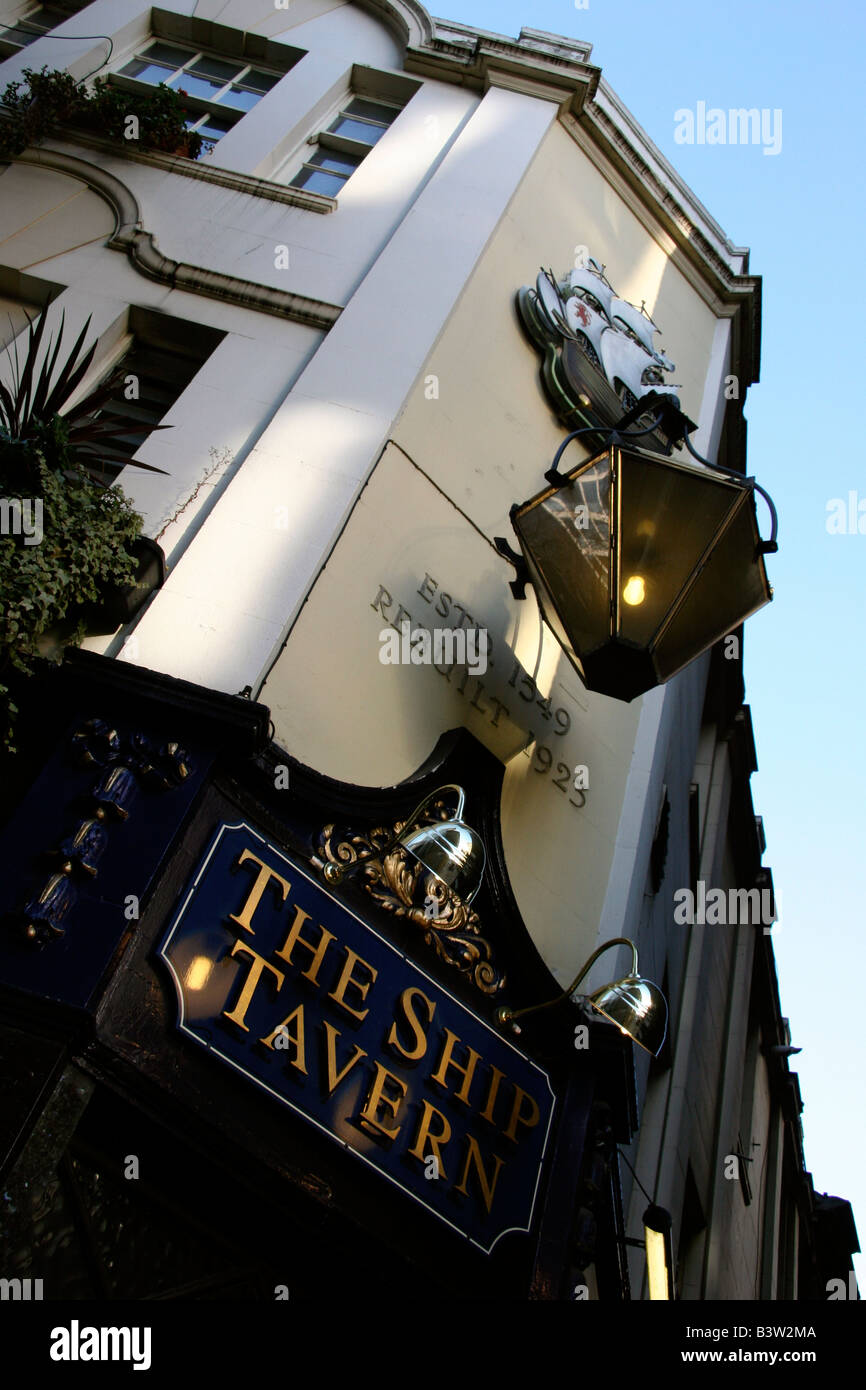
[2, 20, 114, 82]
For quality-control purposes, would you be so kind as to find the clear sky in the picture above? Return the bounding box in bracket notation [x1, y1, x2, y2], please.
[442, 0, 865, 1285]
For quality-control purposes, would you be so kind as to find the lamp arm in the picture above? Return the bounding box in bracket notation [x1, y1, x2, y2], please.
[680, 430, 779, 554]
[498, 937, 638, 1026]
[322, 784, 465, 884]
[544, 413, 665, 487]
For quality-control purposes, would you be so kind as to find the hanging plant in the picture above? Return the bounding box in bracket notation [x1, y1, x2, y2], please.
[0, 311, 170, 755]
[0, 66, 203, 162]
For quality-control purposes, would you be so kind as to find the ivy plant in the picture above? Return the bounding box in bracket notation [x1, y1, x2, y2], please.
[0, 65, 203, 161]
[0, 312, 170, 754]
[1, 432, 142, 750]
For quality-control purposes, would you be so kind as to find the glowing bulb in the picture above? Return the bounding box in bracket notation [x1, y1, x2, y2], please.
[645, 1226, 671, 1300]
[622, 575, 646, 606]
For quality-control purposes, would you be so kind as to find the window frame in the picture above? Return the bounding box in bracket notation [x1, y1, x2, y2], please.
[286, 92, 407, 198]
[58, 305, 225, 484]
[0, 2, 81, 54]
[111, 39, 284, 157]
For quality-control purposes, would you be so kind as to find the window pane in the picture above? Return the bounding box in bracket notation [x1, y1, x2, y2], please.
[120, 59, 177, 84]
[290, 166, 348, 196]
[307, 148, 361, 175]
[344, 97, 400, 124]
[219, 86, 263, 112]
[244, 69, 280, 93]
[328, 115, 387, 145]
[139, 41, 193, 67]
[1, 6, 68, 45]
[0, 6, 69, 40]
[0, 22, 41, 45]
[38, 6, 74, 25]
[193, 112, 234, 139]
[78, 337, 211, 484]
[176, 73, 226, 100]
[188, 56, 244, 83]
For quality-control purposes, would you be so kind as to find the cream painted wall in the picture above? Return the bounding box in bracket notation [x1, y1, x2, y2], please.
[0, 164, 116, 266]
[261, 117, 726, 983]
[393, 117, 718, 539]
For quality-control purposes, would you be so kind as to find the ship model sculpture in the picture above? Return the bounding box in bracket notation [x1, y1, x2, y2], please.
[516, 254, 685, 453]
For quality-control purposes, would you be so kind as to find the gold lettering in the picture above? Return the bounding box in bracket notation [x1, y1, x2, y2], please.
[328, 947, 378, 1022]
[229, 850, 290, 934]
[503, 1085, 541, 1143]
[358, 1061, 407, 1141]
[431, 1028, 481, 1106]
[387, 987, 436, 1062]
[479, 1064, 506, 1125]
[322, 1021, 367, 1095]
[455, 1135, 505, 1214]
[274, 903, 336, 986]
[260, 1003, 307, 1073]
[408, 1100, 452, 1180]
[222, 939, 285, 1031]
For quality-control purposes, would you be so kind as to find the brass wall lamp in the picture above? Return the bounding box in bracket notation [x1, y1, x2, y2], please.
[318, 783, 487, 908]
[495, 392, 779, 702]
[643, 1204, 676, 1299]
[496, 936, 668, 1056]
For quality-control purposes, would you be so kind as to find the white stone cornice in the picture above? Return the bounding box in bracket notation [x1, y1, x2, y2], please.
[565, 99, 762, 387]
[404, 24, 600, 116]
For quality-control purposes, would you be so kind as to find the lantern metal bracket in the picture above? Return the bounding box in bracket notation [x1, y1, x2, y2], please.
[542, 405, 670, 491]
[493, 532, 530, 600]
[680, 424, 779, 556]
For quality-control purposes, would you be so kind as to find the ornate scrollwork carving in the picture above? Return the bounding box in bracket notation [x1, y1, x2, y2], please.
[318, 814, 505, 996]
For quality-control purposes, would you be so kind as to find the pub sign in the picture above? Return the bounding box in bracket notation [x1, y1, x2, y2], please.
[159, 822, 555, 1253]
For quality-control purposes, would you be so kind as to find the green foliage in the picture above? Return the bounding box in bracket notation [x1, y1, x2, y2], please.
[0, 65, 203, 161]
[0, 308, 168, 480]
[0, 431, 143, 752]
[0, 308, 165, 755]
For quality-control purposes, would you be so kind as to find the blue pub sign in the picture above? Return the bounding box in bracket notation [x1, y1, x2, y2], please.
[159, 822, 556, 1253]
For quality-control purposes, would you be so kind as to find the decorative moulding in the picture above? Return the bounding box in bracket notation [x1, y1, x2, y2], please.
[14, 147, 343, 332]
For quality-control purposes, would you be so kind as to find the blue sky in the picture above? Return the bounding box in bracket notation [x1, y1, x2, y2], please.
[444, 0, 865, 1284]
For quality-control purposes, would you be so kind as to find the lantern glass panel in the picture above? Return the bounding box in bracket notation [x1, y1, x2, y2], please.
[513, 455, 612, 658]
[654, 490, 771, 681]
[617, 450, 739, 648]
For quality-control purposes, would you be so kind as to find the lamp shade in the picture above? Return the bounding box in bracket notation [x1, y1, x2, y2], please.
[589, 971, 668, 1056]
[510, 441, 772, 701]
[399, 816, 486, 906]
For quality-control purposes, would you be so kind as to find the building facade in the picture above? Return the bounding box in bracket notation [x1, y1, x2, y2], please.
[0, 0, 857, 1300]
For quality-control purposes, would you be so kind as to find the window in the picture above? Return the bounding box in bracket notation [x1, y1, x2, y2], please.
[0, 5, 75, 49]
[0, 268, 61, 352]
[65, 308, 224, 484]
[289, 96, 404, 197]
[115, 40, 284, 157]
